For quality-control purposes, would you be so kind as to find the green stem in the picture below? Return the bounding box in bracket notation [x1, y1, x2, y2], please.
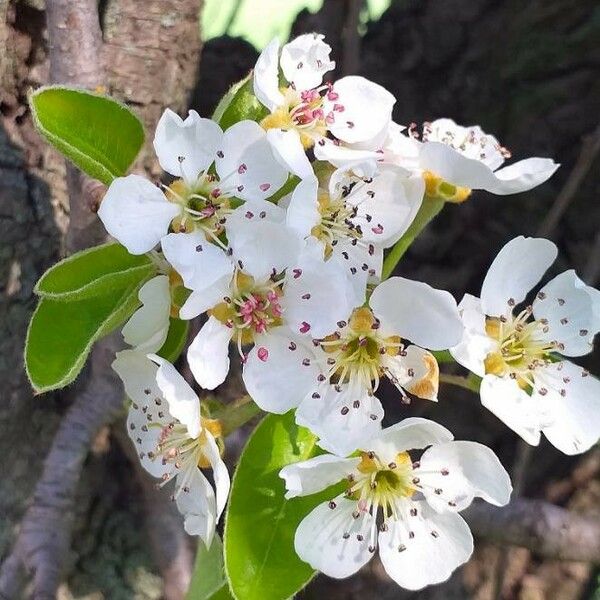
[215, 395, 263, 437]
[439, 372, 481, 393]
[381, 198, 444, 280]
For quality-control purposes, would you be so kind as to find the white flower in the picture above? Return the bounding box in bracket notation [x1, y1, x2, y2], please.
[286, 166, 424, 291]
[243, 277, 464, 455]
[161, 209, 361, 392]
[280, 418, 511, 590]
[316, 118, 558, 200]
[253, 34, 395, 179]
[451, 236, 600, 454]
[98, 111, 289, 254]
[113, 352, 229, 546]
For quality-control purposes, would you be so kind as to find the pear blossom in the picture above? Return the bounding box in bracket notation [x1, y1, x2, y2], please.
[98, 110, 288, 254]
[113, 352, 229, 546]
[286, 165, 424, 289]
[161, 202, 362, 392]
[243, 277, 464, 455]
[253, 34, 395, 179]
[451, 236, 600, 454]
[280, 418, 511, 590]
[315, 118, 559, 201]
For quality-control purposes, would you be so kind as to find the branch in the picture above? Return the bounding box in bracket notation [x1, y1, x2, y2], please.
[537, 122, 600, 239]
[46, 0, 107, 254]
[0, 335, 124, 599]
[466, 498, 600, 563]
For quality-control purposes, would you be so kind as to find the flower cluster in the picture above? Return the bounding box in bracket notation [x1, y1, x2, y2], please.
[99, 33, 600, 590]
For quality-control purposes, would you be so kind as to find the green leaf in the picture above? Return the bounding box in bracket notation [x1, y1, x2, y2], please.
[30, 86, 144, 184]
[187, 535, 233, 600]
[157, 318, 189, 363]
[224, 412, 341, 600]
[217, 78, 269, 130]
[381, 198, 445, 280]
[25, 278, 144, 393]
[35, 242, 155, 301]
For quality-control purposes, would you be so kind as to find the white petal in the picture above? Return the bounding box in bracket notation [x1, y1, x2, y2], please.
[161, 231, 234, 293]
[535, 361, 600, 455]
[175, 468, 216, 547]
[202, 431, 230, 520]
[280, 33, 334, 90]
[280, 455, 360, 499]
[296, 385, 384, 456]
[450, 294, 496, 377]
[153, 109, 223, 183]
[383, 346, 439, 401]
[148, 354, 201, 439]
[253, 38, 285, 112]
[187, 317, 232, 390]
[329, 240, 382, 299]
[326, 76, 395, 144]
[480, 236, 557, 317]
[533, 270, 597, 356]
[370, 277, 464, 350]
[215, 120, 288, 202]
[122, 275, 171, 353]
[346, 168, 424, 246]
[480, 374, 540, 445]
[419, 140, 558, 195]
[266, 128, 314, 180]
[242, 330, 321, 413]
[114, 350, 172, 479]
[98, 175, 180, 254]
[489, 157, 559, 195]
[226, 200, 302, 280]
[285, 177, 320, 238]
[354, 167, 425, 248]
[419, 441, 512, 512]
[179, 275, 232, 320]
[366, 418, 454, 464]
[295, 496, 375, 579]
[313, 137, 380, 175]
[282, 251, 361, 338]
[378, 503, 473, 591]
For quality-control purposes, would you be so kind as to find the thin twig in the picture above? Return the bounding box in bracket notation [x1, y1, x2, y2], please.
[466, 498, 600, 563]
[537, 122, 600, 239]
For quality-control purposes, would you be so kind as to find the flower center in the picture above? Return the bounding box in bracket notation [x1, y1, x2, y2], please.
[484, 307, 556, 388]
[260, 85, 341, 149]
[209, 271, 284, 349]
[164, 174, 233, 241]
[150, 417, 223, 497]
[311, 189, 364, 256]
[423, 171, 471, 203]
[318, 307, 402, 391]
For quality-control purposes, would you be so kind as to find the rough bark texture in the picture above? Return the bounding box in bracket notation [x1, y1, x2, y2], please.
[465, 499, 600, 564]
[0, 0, 202, 597]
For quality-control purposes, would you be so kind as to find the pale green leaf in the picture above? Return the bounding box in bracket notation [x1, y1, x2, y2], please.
[30, 86, 144, 184]
[35, 242, 155, 301]
[224, 412, 342, 600]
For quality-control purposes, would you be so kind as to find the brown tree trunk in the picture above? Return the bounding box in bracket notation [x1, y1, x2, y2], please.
[0, 0, 202, 597]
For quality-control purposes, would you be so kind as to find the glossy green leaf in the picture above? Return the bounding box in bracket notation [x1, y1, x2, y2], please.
[157, 318, 189, 363]
[187, 535, 234, 600]
[217, 78, 269, 130]
[25, 278, 144, 393]
[381, 198, 445, 280]
[30, 86, 144, 184]
[224, 412, 342, 600]
[35, 242, 155, 301]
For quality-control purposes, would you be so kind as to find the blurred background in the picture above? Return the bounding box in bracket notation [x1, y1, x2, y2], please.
[1, 0, 599, 598]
